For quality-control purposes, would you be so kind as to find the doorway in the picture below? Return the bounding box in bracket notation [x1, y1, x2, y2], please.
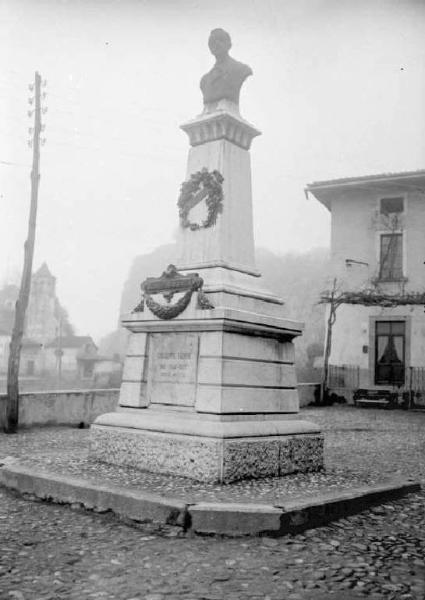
[375, 321, 405, 385]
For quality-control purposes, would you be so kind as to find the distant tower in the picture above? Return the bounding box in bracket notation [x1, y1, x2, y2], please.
[26, 262, 59, 344]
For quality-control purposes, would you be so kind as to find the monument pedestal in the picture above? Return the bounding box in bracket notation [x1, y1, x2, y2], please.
[91, 412, 323, 483]
[90, 296, 324, 482]
[90, 84, 324, 482]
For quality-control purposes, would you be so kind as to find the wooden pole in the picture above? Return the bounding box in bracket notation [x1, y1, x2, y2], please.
[4, 72, 43, 433]
[321, 277, 338, 404]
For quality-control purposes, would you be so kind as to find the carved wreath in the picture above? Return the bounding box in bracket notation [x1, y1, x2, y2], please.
[177, 168, 224, 231]
[133, 264, 214, 319]
[144, 289, 194, 320]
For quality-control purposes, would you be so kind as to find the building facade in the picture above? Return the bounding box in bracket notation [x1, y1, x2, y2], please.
[25, 262, 61, 344]
[0, 264, 78, 380]
[307, 170, 425, 393]
[0, 264, 120, 390]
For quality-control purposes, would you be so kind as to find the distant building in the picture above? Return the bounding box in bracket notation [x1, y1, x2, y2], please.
[307, 170, 425, 393]
[0, 327, 11, 373]
[20, 339, 43, 377]
[25, 263, 59, 344]
[0, 284, 45, 376]
[0, 264, 77, 379]
[44, 335, 98, 378]
[0, 265, 121, 389]
[0, 284, 18, 339]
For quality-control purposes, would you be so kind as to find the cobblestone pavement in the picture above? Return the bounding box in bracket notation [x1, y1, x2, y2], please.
[1, 407, 425, 599]
[1, 487, 424, 600]
[0, 407, 424, 503]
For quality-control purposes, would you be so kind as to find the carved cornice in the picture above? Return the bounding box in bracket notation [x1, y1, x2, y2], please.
[181, 111, 261, 150]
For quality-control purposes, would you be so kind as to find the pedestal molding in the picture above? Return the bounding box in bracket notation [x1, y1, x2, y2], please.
[93, 413, 321, 438]
[202, 283, 283, 305]
[181, 110, 261, 150]
[177, 260, 261, 277]
[201, 354, 294, 365]
[198, 382, 295, 390]
[122, 308, 303, 336]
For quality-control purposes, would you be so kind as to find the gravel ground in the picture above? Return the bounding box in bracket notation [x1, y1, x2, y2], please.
[0, 407, 423, 503]
[0, 406, 424, 599]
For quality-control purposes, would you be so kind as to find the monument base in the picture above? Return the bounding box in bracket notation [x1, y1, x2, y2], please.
[90, 410, 324, 483]
[115, 299, 307, 412]
[90, 300, 324, 483]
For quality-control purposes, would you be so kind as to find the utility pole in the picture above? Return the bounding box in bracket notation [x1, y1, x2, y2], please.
[5, 71, 46, 433]
[321, 278, 339, 404]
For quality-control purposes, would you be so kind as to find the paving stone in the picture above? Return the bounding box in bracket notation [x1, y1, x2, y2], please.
[0, 407, 422, 506]
[0, 407, 424, 599]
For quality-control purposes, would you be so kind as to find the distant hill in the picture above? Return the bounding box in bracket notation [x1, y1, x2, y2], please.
[99, 245, 330, 380]
[119, 244, 177, 315]
[256, 247, 330, 378]
[99, 244, 177, 358]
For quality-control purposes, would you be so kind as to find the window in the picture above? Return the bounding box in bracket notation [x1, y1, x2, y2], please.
[26, 360, 35, 376]
[375, 321, 405, 385]
[379, 233, 403, 281]
[380, 197, 404, 216]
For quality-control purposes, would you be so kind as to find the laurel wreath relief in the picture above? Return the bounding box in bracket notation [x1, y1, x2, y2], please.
[177, 168, 224, 231]
[132, 264, 214, 319]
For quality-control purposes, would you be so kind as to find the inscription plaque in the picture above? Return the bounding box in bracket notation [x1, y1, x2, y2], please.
[147, 332, 199, 406]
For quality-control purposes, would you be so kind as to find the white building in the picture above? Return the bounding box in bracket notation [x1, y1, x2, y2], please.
[307, 170, 425, 395]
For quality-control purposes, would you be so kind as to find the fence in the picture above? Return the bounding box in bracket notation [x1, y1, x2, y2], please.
[327, 365, 360, 391]
[406, 367, 425, 408]
[408, 367, 425, 392]
[327, 364, 425, 408]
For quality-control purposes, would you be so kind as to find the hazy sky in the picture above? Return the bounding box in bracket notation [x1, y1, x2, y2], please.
[1, 0, 425, 341]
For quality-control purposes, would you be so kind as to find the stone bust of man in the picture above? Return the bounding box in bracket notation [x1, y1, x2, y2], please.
[200, 29, 253, 108]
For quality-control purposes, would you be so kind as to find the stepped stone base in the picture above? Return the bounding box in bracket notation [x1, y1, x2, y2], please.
[90, 415, 324, 483]
[90, 302, 324, 483]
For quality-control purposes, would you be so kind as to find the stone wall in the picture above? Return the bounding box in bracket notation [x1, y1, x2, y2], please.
[0, 389, 119, 429]
[0, 385, 314, 429]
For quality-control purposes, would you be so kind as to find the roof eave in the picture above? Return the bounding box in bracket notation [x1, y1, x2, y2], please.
[304, 188, 331, 211]
[306, 171, 425, 193]
[305, 170, 425, 210]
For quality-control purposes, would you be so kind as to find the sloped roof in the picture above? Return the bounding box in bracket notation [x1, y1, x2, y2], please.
[33, 262, 55, 280]
[307, 169, 425, 190]
[306, 169, 425, 210]
[45, 335, 96, 349]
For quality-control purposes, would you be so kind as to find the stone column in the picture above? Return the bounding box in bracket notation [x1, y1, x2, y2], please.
[177, 103, 283, 312]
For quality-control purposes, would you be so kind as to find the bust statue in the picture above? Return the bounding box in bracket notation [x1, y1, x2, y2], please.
[200, 29, 252, 109]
